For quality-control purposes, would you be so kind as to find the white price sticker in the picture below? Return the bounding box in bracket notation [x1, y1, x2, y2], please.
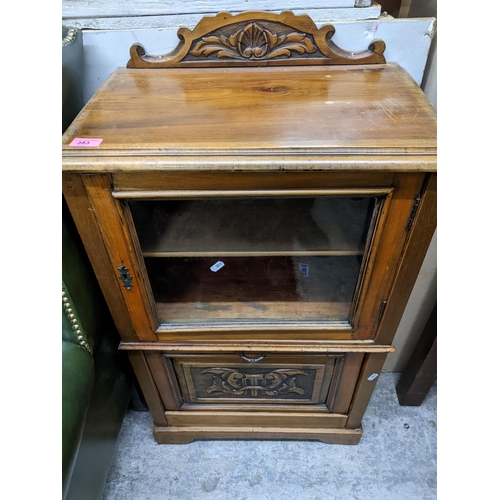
[298, 263, 309, 277]
[210, 261, 225, 272]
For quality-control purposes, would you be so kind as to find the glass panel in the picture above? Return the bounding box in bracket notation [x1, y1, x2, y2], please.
[129, 196, 377, 327]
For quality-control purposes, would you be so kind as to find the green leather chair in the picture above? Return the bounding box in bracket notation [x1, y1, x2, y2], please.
[62, 26, 133, 500]
[62, 202, 133, 500]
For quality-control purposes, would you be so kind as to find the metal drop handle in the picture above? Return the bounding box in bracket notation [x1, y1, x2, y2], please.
[239, 353, 266, 363]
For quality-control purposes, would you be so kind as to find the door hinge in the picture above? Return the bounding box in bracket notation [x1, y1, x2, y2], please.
[405, 193, 422, 232]
[376, 300, 387, 324]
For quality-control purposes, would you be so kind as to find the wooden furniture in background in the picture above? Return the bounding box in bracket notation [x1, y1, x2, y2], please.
[62, 11, 437, 444]
[396, 305, 437, 406]
[376, 1, 402, 16]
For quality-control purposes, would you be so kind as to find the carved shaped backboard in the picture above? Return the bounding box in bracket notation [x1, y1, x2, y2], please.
[127, 10, 386, 68]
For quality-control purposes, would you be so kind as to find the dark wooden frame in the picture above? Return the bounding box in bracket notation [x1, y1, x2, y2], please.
[396, 304, 437, 406]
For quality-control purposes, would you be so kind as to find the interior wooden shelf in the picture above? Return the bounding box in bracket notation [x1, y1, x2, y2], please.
[131, 197, 374, 257]
[156, 301, 351, 323]
[142, 250, 363, 257]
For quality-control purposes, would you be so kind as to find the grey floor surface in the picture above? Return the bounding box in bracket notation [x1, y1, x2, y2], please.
[102, 373, 437, 500]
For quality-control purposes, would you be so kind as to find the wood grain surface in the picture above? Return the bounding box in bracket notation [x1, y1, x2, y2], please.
[62, 63, 436, 159]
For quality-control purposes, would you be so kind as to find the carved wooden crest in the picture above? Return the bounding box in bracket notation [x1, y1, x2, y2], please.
[127, 10, 386, 68]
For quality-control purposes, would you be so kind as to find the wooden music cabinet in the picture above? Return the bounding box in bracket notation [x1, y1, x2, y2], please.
[62, 11, 436, 445]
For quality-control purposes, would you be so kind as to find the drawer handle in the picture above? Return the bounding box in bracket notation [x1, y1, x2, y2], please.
[239, 353, 266, 363]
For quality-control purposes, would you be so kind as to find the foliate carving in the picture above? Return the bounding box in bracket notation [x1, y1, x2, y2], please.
[190, 22, 317, 61]
[202, 367, 308, 397]
[127, 11, 386, 69]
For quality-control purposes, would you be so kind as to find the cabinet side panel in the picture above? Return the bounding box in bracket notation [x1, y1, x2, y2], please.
[328, 352, 364, 414]
[62, 173, 137, 341]
[145, 352, 183, 410]
[127, 351, 168, 426]
[345, 352, 387, 429]
[82, 174, 158, 341]
[376, 173, 437, 346]
[354, 173, 427, 339]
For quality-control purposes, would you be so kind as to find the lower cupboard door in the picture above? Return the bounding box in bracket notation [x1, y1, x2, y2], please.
[149, 352, 365, 415]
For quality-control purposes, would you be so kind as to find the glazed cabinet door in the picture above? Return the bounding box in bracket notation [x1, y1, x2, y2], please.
[129, 193, 382, 330]
[63, 171, 427, 342]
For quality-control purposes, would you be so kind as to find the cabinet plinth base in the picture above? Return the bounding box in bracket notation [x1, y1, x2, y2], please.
[152, 424, 363, 445]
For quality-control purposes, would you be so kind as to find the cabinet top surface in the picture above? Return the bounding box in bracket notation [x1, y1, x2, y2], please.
[62, 63, 436, 167]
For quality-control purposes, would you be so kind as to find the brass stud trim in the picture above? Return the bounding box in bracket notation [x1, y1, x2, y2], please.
[62, 286, 92, 355]
[62, 28, 77, 47]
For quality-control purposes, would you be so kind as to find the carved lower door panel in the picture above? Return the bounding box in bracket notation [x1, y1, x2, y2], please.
[143, 350, 365, 441]
[174, 354, 333, 405]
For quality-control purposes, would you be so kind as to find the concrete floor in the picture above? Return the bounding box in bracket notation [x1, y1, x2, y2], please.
[102, 373, 437, 500]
